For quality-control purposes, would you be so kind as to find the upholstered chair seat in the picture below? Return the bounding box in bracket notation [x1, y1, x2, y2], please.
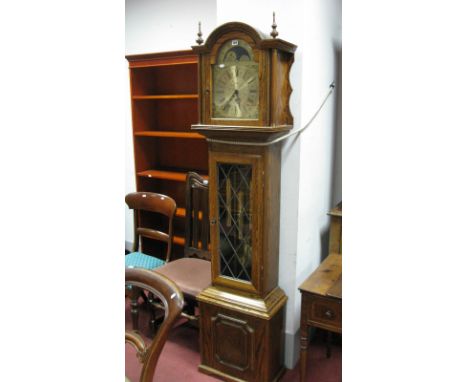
[125, 251, 165, 270]
[155, 257, 211, 298]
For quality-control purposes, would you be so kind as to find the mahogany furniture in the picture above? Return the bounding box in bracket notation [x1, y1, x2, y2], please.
[126, 50, 208, 260]
[192, 20, 296, 382]
[154, 172, 211, 322]
[125, 192, 177, 266]
[125, 192, 177, 331]
[183, 172, 211, 261]
[299, 254, 342, 382]
[125, 268, 184, 382]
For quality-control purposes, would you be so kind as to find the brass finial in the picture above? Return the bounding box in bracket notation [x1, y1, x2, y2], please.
[196, 21, 204, 45]
[270, 12, 278, 38]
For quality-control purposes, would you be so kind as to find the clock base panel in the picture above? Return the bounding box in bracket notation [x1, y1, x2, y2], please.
[197, 287, 287, 381]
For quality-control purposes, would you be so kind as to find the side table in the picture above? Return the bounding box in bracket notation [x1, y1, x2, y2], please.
[298, 253, 342, 381]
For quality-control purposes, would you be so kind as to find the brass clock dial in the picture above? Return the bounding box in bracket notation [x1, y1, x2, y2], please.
[212, 39, 259, 120]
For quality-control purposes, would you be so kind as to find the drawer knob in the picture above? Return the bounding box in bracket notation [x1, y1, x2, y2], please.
[324, 309, 334, 319]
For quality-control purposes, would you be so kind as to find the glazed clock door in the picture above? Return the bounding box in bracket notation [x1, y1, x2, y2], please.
[209, 152, 263, 294]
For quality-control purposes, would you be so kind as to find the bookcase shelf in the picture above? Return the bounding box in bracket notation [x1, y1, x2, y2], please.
[131, 98, 198, 133]
[136, 169, 207, 182]
[134, 131, 204, 139]
[173, 235, 210, 250]
[173, 235, 185, 247]
[176, 208, 186, 218]
[132, 94, 198, 100]
[127, 53, 197, 68]
[127, 50, 208, 259]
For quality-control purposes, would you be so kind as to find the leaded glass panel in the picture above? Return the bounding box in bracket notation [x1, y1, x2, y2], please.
[217, 163, 253, 282]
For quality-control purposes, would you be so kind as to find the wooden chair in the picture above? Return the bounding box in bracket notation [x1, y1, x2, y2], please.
[125, 192, 177, 269]
[125, 192, 177, 331]
[155, 172, 211, 322]
[125, 268, 184, 382]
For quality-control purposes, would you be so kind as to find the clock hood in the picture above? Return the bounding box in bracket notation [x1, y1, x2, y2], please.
[192, 21, 296, 54]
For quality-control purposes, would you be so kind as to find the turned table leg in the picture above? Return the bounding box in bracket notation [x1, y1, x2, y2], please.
[300, 298, 309, 382]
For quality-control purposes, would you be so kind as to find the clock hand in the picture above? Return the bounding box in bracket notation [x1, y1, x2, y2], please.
[234, 101, 242, 117]
[217, 90, 237, 109]
[234, 92, 242, 117]
[238, 77, 255, 91]
[231, 65, 239, 90]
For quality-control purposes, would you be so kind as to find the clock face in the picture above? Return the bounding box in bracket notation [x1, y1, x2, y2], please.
[212, 39, 259, 120]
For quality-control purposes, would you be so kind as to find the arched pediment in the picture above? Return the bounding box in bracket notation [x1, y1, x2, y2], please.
[193, 21, 296, 54]
[199, 22, 268, 52]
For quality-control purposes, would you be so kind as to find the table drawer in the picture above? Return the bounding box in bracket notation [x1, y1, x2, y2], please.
[306, 295, 341, 329]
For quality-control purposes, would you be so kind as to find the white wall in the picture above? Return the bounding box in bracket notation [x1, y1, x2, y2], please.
[125, 0, 342, 369]
[293, 0, 342, 363]
[125, 0, 218, 54]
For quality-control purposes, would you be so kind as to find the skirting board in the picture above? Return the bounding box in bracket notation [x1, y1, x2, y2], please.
[284, 327, 317, 369]
[284, 329, 300, 369]
[125, 240, 133, 253]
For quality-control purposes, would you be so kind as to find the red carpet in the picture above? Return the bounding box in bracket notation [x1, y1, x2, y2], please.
[126, 302, 341, 381]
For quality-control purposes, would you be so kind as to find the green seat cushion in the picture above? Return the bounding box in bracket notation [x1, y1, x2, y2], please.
[125, 251, 165, 270]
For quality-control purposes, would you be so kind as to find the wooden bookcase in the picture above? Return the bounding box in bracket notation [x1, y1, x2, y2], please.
[126, 50, 208, 259]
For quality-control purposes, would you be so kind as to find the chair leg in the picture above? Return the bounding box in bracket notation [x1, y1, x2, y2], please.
[146, 292, 165, 337]
[129, 287, 140, 332]
[186, 301, 195, 317]
[183, 301, 200, 328]
[147, 292, 157, 337]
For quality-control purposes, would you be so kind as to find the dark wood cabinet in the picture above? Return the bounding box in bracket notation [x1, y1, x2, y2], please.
[199, 300, 285, 382]
[126, 50, 208, 259]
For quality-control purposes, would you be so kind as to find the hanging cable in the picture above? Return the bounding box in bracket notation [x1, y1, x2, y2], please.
[205, 82, 336, 147]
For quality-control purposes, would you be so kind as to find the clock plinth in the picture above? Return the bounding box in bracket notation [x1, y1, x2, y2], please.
[192, 20, 296, 382]
[197, 286, 287, 382]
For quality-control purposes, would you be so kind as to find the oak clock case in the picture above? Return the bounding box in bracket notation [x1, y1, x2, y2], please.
[194, 21, 292, 128]
[192, 21, 296, 382]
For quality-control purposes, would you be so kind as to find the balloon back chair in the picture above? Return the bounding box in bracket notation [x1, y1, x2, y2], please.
[125, 192, 177, 331]
[125, 268, 184, 382]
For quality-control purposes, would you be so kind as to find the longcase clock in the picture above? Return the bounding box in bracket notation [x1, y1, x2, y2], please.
[192, 19, 296, 382]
